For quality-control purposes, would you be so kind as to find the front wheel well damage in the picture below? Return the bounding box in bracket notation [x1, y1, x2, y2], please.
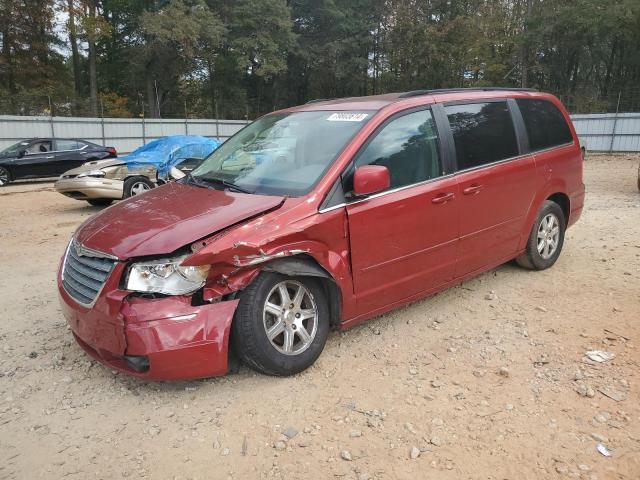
[262, 255, 342, 328]
[224, 255, 342, 329]
[224, 254, 342, 373]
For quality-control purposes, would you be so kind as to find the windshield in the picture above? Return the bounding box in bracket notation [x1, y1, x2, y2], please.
[0, 140, 30, 157]
[190, 110, 372, 196]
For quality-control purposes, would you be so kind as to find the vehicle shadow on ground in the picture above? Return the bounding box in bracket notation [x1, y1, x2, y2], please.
[82, 260, 525, 394]
[50, 202, 111, 216]
[11, 178, 58, 186]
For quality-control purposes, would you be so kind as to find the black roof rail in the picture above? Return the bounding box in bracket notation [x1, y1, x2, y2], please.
[398, 87, 537, 98]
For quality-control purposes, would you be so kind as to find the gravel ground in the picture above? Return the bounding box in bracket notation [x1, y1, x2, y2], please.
[0, 154, 639, 480]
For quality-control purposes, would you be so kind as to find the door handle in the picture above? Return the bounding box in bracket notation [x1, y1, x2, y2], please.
[431, 192, 455, 204]
[45, 156, 54, 159]
[463, 184, 483, 195]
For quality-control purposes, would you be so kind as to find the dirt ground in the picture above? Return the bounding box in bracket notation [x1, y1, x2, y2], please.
[0, 154, 639, 480]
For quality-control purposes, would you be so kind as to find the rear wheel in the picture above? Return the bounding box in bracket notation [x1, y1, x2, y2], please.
[0, 167, 10, 186]
[516, 200, 565, 270]
[123, 176, 153, 198]
[232, 272, 330, 376]
[87, 198, 113, 207]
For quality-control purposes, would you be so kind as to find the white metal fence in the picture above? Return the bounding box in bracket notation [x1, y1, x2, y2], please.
[571, 113, 640, 152]
[0, 115, 250, 154]
[1, 113, 638, 154]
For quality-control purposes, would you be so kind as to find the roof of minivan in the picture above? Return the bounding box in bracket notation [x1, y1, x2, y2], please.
[285, 88, 550, 113]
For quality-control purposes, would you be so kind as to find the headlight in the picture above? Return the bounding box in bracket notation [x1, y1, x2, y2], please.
[77, 170, 106, 179]
[126, 256, 210, 295]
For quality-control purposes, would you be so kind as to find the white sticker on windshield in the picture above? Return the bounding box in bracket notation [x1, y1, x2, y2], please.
[326, 113, 368, 122]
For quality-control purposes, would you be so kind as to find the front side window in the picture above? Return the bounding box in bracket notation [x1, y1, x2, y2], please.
[26, 140, 53, 154]
[446, 102, 519, 170]
[0, 140, 30, 157]
[516, 99, 573, 151]
[352, 109, 441, 190]
[191, 110, 372, 196]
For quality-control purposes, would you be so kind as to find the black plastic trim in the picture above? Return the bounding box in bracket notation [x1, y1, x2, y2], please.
[507, 98, 530, 154]
[431, 103, 457, 175]
[320, 176, 347, 211]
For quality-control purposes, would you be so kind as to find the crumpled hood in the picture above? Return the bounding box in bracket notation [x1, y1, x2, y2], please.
[75, 182, 285, 259]
[65, 159, 126, 175]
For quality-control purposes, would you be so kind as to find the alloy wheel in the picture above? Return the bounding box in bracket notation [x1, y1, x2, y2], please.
[262, 280, 318, 356]
[537, 213, 560, 259]
[130, 182, 151, 196]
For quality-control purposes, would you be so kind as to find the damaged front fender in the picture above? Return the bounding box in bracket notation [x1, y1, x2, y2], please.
[183, 206, 353, 320]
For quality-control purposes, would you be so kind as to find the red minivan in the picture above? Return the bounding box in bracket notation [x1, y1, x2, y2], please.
[58, 88, 585, 380]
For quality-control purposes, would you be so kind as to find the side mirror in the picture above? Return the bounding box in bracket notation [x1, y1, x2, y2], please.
[168, 167, 186, 180]
[17, 149, 26, 158]
[353, 165, 390, 196]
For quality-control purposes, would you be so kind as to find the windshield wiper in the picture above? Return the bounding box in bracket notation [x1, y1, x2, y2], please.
[182, 173, 209, 189]
[196, 175, 254, 194]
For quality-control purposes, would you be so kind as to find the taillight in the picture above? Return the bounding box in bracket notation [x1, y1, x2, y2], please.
[107, 147, 117, 157]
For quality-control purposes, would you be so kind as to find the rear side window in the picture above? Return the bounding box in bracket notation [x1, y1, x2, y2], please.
[445, 101, 519, 170]
[55, 139, 80, 151]
[516, 99, 573, 151]
[353, 109, 441, 190]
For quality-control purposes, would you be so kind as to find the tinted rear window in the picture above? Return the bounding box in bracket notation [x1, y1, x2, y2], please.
[446, 101, 519, 170]
[516, 99, 573, 151]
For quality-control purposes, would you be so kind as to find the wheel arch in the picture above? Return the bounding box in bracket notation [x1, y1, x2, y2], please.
[518, 185, 570, 252]
[0, 164, 12, 181]
[124, 174, 154, 182]
[261, 254, 342, 328]
[546, 192, 570, 226]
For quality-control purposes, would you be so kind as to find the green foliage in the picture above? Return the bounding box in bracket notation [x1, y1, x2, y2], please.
[141, 0, 224, 59]
[1, 0, 640, 117]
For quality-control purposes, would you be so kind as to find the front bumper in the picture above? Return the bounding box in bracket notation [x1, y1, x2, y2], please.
[58, 266, 239, 380]
[55, 177, 124, 200]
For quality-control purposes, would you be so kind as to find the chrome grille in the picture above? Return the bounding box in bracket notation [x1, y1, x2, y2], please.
[62, 241, 116, 305]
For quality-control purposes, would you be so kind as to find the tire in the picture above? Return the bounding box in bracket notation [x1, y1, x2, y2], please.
[232, 272, 330, 376]
[0, 166, 11, 187]
[87, 198, 113, 206]
[516, 200, 566, 270]
[123, 176, 154, 198]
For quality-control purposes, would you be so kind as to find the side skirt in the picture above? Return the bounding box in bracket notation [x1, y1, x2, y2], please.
[338, 250, 525, 331]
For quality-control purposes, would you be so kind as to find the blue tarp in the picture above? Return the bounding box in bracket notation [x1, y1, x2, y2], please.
[123, 135, 220, 178]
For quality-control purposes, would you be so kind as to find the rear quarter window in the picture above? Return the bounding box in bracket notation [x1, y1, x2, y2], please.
[516, 99, 573, 151]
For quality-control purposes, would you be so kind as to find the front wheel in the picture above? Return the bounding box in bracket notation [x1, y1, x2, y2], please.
[0, 166, 11, 186]
[123, 176, 153, 198]
[232, 272, 330, 376]
[516, 200, 566, 270]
